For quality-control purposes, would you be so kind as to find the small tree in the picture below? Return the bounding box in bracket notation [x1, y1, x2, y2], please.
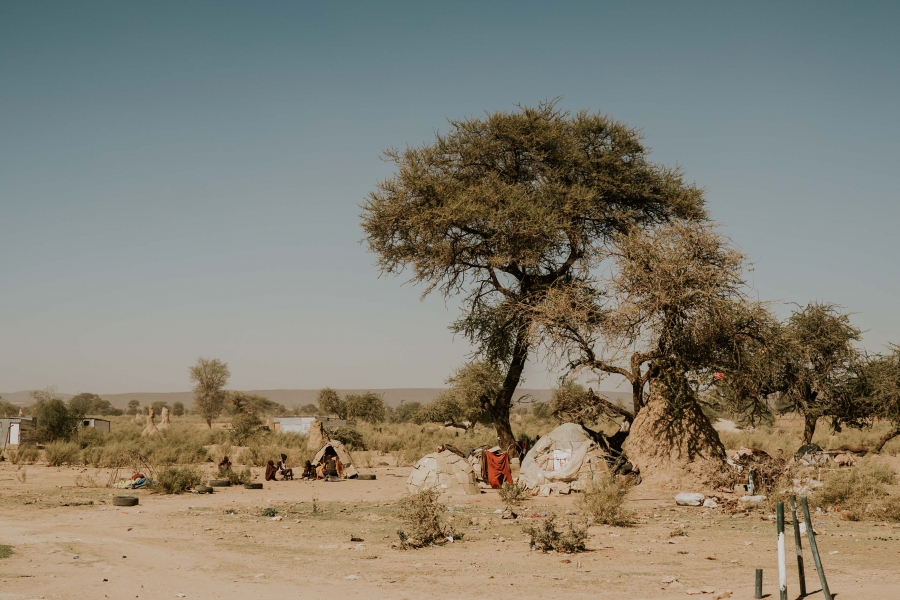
[296, 403, 319, 415]
[317, 388, 346, 419]
[229, 392, 265, 443]
[31, 388, 77, 442]
[855, 346, 900, 452]
[189, 357, 230, 428]
[344, 392, 386, 423]
[776, 303, 862, 445]
[391, 401, 423, 423]
[126, 399, 141, 416]
[0, 398, 19, 418]
[171, 401, 185, 417]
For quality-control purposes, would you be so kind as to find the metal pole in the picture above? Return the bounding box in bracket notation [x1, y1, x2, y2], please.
[790, 495, 807, 597]
[755, 568, 763, 599]
[777, 502, 787, 600]
[800, 496, 832, 600]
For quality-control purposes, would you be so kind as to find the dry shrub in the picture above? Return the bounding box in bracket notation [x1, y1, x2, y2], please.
[15, 467, 27, 483]
[523, 513, 588, 553]
[498, 481, 529, 510]
[810, 462, 897, 517]
[0, 545, 12, 560]
[9, 445, 39, 465]
[880, 495, 900, 522]
[74, 473, 100, 488]
[578, 474, 633, 526]
[153, 466, 203, 494]
[44, 441, 82, 466]
[395, 487, 461, 549]
[217, 465, 252, 485]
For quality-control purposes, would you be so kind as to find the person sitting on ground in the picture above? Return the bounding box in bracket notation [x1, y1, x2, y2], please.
[315, 461, 325, 479]
[218, 456, 232, 469]
[324, 455, 339, 479]
[264, 459, 278, 481]
[277, 454, 293, 480]
[301, 460, 315, 480]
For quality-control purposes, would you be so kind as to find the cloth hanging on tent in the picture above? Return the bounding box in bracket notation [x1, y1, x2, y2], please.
[485, 451, 512, 489]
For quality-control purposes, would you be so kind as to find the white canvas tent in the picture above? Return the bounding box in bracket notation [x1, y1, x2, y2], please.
[312, 440, 358, 479]
[519, 423, 610, 493]
[407, 450, 479, 495]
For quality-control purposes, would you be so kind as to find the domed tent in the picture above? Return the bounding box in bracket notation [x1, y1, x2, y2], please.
[312, 440, 358, 479]
[406, 450, 479, 495]
[519, 423, 610, 492]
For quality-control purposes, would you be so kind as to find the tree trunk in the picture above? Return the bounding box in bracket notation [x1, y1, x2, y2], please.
[802, 414, 817, 446]
[631, 378, 643, 417]
[491, 327, 529, 457]
[622, 385, 726, 485]
[874, 427, 900, 453]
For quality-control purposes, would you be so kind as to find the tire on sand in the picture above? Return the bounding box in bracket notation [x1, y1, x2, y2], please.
[194, 485, 213, 494]
[243, 483, 263, 489]
[113, 496, 139, 507]
[357, 474, 376, 481]
[209, 479, 232, 487]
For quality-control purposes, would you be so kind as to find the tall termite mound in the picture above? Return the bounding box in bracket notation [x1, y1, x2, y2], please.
[622, 387, 725, 486]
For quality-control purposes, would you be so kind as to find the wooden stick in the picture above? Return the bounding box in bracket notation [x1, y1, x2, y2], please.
[790, 495, 807, 597]
[777, 502, 787, 600]
[800, 496, 832, 600]
[755, 568, 763, 599]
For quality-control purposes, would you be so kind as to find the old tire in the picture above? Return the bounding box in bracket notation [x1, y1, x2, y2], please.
[357, 474, 376, 481]
[208, 479, 231, 487]
[195, 485, 213, 494]
[243, 483, 263, 489]
[112, 496, 139, 507]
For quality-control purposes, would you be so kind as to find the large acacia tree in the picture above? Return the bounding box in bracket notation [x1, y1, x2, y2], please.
[189, 357, 230, 428]
[361, 102, 706, 451]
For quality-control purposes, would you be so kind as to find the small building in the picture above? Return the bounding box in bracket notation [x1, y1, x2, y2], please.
[273, 416, 355, 434]
[81, 418, 111, 433]
[1, 417, 35, 449]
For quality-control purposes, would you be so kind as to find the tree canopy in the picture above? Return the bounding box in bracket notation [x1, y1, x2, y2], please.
[189, 357, 230, 428]
[362, 101, 707, 451]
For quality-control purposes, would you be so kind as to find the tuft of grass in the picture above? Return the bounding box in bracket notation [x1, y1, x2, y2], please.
[523, 513, 588, 553]
[395, 487, 461, 549]
[0, 545, 12, 560]
[880, 495, 900, 522]
[153, 466, 203, 494]
[578, 474, 633, 526]
[9, 445, 40, 465]
[217, 465, 252, 485]
[498, 480, 529, 511]
[261, 507, 279, 517]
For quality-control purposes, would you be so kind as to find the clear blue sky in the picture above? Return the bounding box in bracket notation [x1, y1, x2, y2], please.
[1, 1, 898, 394]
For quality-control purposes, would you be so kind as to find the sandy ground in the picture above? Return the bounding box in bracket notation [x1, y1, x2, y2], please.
[1, 462, 899, 600]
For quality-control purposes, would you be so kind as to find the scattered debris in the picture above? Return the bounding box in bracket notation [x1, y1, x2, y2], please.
[675, 493, 704, 506]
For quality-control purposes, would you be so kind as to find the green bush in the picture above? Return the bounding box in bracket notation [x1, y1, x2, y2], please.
[395, 487, 461, 548]
[8, 445, 40, 465]
[44, 441, 82, 466]
[330, 427, 365, 450]
[578, 474, 633, 526]
[217, 465, 252, 485]
[0, 545, 12, 560]
[154, 466, 203, 494]
[523, 513, 588, 553]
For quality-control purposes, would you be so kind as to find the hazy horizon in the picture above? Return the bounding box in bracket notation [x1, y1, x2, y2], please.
[2, 2, 898, 394]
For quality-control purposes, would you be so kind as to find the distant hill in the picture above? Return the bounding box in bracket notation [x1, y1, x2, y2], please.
[2, 388, 633, 410]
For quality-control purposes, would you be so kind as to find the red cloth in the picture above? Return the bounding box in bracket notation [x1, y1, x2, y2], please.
[485, 451, 512, 489]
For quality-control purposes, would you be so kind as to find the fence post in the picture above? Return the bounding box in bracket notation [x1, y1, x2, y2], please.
[755, 568, 763, 599]
[777, 502, 787, 600]
[790, 495, 807, 597]
[800, 496, 832, 600]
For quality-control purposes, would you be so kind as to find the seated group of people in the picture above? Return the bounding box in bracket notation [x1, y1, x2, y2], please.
[219, 450, 344, 483]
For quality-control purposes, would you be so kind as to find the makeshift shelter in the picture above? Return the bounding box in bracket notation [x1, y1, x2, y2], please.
[312, 440, 358, 479]
[518, 423, 610, 493]
[80, 418, 111, 433]
[1, 417, 34, 449]
[407, 450, 479, 495]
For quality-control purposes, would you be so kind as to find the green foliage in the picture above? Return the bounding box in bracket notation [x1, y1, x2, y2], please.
[395, 487, 461, 548]
[189, 357, 230, 428]
[8, 444, 40, 465]
[390, 401, 423, 423]
[317, 388, 345, 418]
[171, 402, 185, 417]
[31, 388, 78, 442]
[261, 507, 279, 517]
[532, 402, 551, 418]
[330, 427, 365, 450]
[578, 474, 633, 526]
[0, 399, 19, 418]
[151, 401, 169, 416]
[126, 400, 141, 416]
[217, 465, 252, 485]
[69, 393, 123, 417]
[297, 403, 319, 416]
[344, 392, 386, 423]
[498, 480, 529, 510]
[0, 545, 12, 560]
[44, 441, 82, 466]
[154, 466, 203, 494]
[523, 514, 588, 553]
